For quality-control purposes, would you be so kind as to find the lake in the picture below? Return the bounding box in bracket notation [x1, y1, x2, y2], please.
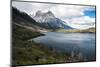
[32, 32, 96, 61]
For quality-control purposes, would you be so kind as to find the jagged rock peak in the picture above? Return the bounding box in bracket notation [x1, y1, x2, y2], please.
[35, 10, 43, 16]
[35, 10, 54, 17]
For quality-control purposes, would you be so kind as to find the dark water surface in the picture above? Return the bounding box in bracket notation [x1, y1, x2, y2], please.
[32, 32, 96, 61]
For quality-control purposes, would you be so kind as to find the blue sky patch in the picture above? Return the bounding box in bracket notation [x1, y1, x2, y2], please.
[84, 9, 96, 18]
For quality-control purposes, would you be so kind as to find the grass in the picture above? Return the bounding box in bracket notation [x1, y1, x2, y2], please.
[12, 24, 70, 66]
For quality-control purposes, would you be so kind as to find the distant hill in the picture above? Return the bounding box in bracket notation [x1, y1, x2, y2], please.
[87, 27, 96, 33]
[57, 27, 96, 33]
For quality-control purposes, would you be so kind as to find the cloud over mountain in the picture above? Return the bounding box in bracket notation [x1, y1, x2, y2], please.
[12, 1, 95, 29]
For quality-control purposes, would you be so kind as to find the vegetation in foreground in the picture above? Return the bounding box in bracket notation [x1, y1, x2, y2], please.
[12, 24, 72, 66]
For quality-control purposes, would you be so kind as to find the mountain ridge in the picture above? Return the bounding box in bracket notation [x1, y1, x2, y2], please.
[12, 7, 50, 32]
[33, 10, 73, 29]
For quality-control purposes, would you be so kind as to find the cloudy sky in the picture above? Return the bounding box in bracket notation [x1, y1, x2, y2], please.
[12, 1, 96, 29]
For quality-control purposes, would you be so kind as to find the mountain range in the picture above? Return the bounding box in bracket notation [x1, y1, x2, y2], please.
[32, 10, 73, 29]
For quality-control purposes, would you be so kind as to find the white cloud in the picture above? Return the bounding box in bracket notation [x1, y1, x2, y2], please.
[49, 5, 95, 19]
[50, 5, 84, 19]
[64, 16, 95, 29]
[67, 16, 95, 23]
[12, 1, 93, 17]
[12, 1, 56, 15]
[12, 2, 34, 14]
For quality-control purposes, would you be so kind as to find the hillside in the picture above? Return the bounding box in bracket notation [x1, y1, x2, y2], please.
[12, 7, 47, 31]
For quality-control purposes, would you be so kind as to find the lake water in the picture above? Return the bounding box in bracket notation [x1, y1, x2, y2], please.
[32, 32, 96, 61]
